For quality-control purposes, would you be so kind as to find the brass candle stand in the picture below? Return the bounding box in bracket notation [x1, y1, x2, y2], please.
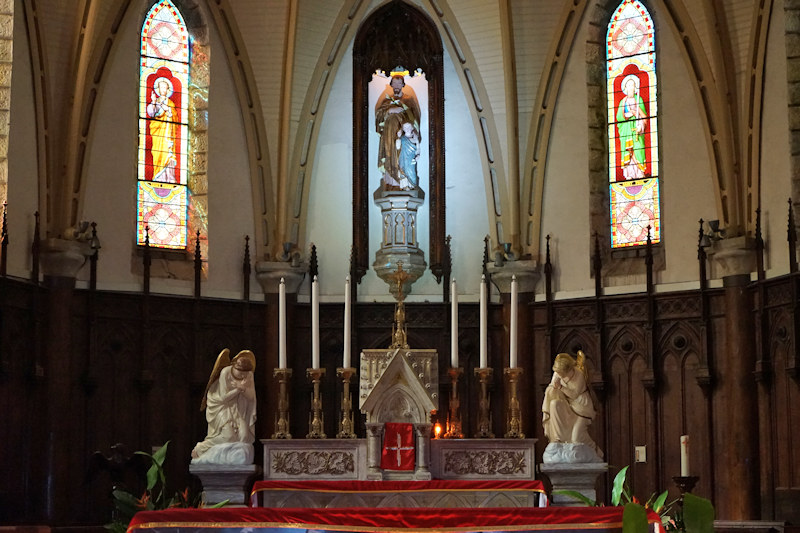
[336, 367, 357, 438]
[672, 475, 699, 506]
[474, 367, 494, 438]
[443, 367, 464, 439]
[504, 367, 525, 438]
[306, 367, 327, 439]
[272, 368, 292, 439]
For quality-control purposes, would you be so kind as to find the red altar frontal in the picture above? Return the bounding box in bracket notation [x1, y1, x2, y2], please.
[127, 505, 664, 532]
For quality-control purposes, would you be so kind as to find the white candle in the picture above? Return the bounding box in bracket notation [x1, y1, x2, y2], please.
[680, 435, 690, 476]
[312, 275, 320, 369]
[509, 275, 518, 368]
[279, 278, 287, 369]
[480, 275, 487, 368]
[451, 279, 458, 368]
[343, 275, 351, 368]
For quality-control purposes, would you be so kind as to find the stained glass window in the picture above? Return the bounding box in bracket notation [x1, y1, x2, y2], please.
[138, 0, 190, 249]
[607, 0, 660, 248]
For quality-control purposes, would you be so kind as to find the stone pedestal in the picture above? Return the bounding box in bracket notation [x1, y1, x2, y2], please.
[373, 191, 426, 298]
[539, 462, 607, 506]
[190, 464, 259, 507]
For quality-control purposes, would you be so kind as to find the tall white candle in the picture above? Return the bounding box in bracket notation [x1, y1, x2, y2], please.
[343, 275, 351, 368]
[451, 279, 458, 368]
[510, 275, 518, 368]
[279, 278, 287, 369]
[480, 275, 487, 368]
[680, 435, 690, 476]
[312, 275, 320, 369]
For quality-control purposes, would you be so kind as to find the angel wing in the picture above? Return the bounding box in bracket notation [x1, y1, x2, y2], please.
[200, 348, 231, 411]
[577, 350, 598, 407]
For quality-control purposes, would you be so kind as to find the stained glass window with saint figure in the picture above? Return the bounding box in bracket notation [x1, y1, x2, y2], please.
[607, 0, 660, 248]
[137, 0, 190, 249]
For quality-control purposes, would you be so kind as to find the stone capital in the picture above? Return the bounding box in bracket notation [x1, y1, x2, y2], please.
[707, 236, 755, 279]
[486, 259, 540, 293]
[254, 261, 307, 294]
[40, 237, 92, 282]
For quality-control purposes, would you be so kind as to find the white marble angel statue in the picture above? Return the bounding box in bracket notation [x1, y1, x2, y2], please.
[542, 350, 603, 461]
[191, 349, 257, 465]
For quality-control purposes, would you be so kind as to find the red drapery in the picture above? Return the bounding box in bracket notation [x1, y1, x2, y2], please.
[381, 422, 416, 470]
[128, 505, 663, 532]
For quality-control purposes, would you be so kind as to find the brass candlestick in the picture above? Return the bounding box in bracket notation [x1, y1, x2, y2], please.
[443, 367, 464, 439]
[336, 367, 357, 438]
[474, 367, 494, 438]
[672, 475, 700, 505]
[306, 367, 326, 438]
[272, 368, 292, 439]
[504, 367, 525, 438]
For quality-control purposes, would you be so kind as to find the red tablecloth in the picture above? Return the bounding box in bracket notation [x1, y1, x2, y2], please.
[128, 505, 663, 532]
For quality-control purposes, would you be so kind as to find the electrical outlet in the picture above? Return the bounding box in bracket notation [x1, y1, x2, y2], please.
[635, 445, 647, 463]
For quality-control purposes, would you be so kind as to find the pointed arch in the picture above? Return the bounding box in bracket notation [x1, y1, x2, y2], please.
[352, 1, 445, 283]
[137, 0, 192, 250]
[606, 0, 660, 249]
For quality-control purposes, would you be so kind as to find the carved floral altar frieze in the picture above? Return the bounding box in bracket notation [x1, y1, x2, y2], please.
[444, 450, 527, 476]
[272, 451, 355, 476]
[262, 439, 366, 481]
[430, 439, 537, 480]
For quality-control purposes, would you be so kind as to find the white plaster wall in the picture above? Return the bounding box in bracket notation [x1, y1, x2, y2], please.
[656, 11, 716, 286]
[82, 2, 254, 298]
[539, 24, 591, 298]
[306, 42, 488, 303]
[760, 0, 792, 277]
[6, 0, 39, 278]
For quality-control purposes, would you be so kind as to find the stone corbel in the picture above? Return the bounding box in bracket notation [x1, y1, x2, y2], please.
[255, 261, 307, 294]
[485, 259, 540, 294]
[40, 237, 93, 285]
[706, 235, 755, 281]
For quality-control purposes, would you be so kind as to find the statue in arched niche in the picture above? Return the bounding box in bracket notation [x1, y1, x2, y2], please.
[375, 67, 421, 192]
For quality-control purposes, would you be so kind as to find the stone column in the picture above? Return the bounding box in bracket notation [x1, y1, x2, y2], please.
[485, 259, 539, 437]
[414, 423, 432, 480]
[707, 237, 759, 520]
[366, 422, 384, 480]
[39, 237, 91, 522]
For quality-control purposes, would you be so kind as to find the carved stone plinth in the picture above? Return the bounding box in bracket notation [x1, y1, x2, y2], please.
[539, 462, 608, 506]
[190, 464, 258, 507]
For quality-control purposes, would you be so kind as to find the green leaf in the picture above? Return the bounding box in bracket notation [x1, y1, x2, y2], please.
[151, 441, 170, 467]
[652, 490, 669, 513]
[552, 489, 597, 506]
[145, 463, 159, 491]
[612, 465, 630, 506]
[623, 502, 649, 533]
[208, 499, 229, 509]
[110, 488, 140, 518]
[683, 493, 714, 533]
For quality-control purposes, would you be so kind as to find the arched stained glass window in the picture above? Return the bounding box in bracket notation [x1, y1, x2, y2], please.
[138, 0, 190, 249]
[607, 0, 660, 248]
